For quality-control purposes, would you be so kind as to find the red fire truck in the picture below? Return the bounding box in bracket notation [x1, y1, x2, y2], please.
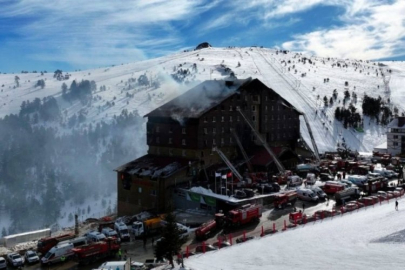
[195, 213, 225, 240]
[37, 233, 75, 255]
[273, 191, 297, 209]
[72, 237, 120, 265]
[226, 204, 262, 227]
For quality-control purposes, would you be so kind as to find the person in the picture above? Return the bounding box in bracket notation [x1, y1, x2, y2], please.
[151, 236, 155, 246]
[60, 256, 66, 263]
[117, 248, 122, 260]
[302, 203, 306, 212]
[143, 235, 147, 247]
[343, 171, 346, 179]
[395, 200, 398, 211]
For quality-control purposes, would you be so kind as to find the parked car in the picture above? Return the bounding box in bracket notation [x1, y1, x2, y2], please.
[340, 180, 357, 188]
[212, 241, 231, 249]
[233, 190, 246, 199]
[144, 258, 167, 268]
[25, 250, 40, 264]
[306, 173, 317, 185]
[0, 257, 7, 270]
[376, 191, 388, 199]
[7, 253, 24, 267]
[243, 188, 255, 198]
[342, 202, 358, 212]
[195, 245, 217, 253]
[319, 173, 334, 181]
[236, 236, 255, 243]
[258, 183, 280, 194]
[287, 176, 303, 186]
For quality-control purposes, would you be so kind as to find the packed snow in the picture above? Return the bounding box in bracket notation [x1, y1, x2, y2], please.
[1, 47, 404, 153]
[185, 196, 405, 270]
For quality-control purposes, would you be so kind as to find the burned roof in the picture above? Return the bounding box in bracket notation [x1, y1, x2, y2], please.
[115, 154, 195, 179]
[145, 78, 251, 118]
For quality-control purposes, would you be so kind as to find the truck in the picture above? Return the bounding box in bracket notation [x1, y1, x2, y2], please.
[335, 187, 360, 205]
[72, 238, 120, 265]
[41, 237, 87, 265]
[37, 233, 75, 255]
[195, 213, 225, 241]
[273, 191, 297, 209]
[114, 222, 131, 242]
[225, 204, 262, 227]
[132, 216, 163, 238]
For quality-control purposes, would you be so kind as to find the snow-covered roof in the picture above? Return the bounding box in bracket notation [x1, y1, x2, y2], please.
[374, 141, 387, 150]
[115, 154, 194, 179]
[145, 79, 250, 118]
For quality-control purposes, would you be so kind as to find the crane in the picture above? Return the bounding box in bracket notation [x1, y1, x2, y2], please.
[302, 113, 320, 162]
[212, 146, 243, 181]
[236, 107, 285, 173]
[231, 129, 253, 172]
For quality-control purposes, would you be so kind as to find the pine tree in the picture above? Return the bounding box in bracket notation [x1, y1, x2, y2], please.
[154, 212, 183, 268]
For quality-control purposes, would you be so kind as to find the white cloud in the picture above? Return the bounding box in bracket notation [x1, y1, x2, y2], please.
[282, 0, 405, 60]
[0, 0, 213, 68]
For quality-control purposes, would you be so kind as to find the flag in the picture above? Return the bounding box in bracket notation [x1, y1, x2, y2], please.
[215, 172, 221, 177]
[227, 172, 233, 178]
[221, 174, 227, 180]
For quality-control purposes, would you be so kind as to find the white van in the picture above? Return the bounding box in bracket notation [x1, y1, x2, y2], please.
[41, 242, 73, 265]
[310, 186, 327, 200]
[306, 173, 316, 185]
[114, 222, 131, 242]
[86, 231, 106, 242]
[297, 188, 319, 202]
[98, 261, 132, 270]
[101, 228, 119, 238]
[288, 176, 303, 186]
[347, 175, 368, 186]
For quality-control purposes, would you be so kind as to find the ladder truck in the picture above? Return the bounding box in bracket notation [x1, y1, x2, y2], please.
[302, 113, 320, 162]
[231, 129, 253, 172]
[212, 146, 243, 181]
[236, 107, 285, 172]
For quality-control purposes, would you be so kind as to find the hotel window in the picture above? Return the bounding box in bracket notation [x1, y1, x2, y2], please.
[253, 95, 259, 102]
[230, 137, 233, 143]
[394, 135, 398, 139]
[156, 126, 160, 133]
[265, 115, 268, 122]
[182, 150, 186, 156]
[271, 106, 274, 111]
[138, 187, 142, 193]
[157, 148, 160, 155]
[204, 117, 207, 123]
[204, 128, 208, 134]
[221, 138, 224, 145]
[229, 116, 233, 122]
[221, 116, 225, 122]
[169, 149, 173, 156]
[169, 138, 173, 144]
[213, 116, 216, 122]
[169, 127, 173, 133]
[236, 106, 240, 111]
[213, 128, 216, 134]
[265, 96, 268, 101]
[252, 105, 256, 112]
[204, 140, 208, 146]
[222, 127, 225, 133]
[394, 142, 399, 146]
[150, 190, 157, 196]
[252, 115, 256, 122]
[212, 139, 216, 145]
[182, 139, 186, 145]
[229, 106, 233, 111]
[156, 137, 160, 143]
[265, 106, 268, 111]
[182, 128, 186, 134]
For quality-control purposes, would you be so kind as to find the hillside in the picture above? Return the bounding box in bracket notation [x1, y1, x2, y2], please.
[0, 46, 404, 234]
[1, 47, 403, 152]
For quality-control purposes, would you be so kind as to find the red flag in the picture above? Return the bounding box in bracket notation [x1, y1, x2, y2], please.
[227, 172, 233, 178]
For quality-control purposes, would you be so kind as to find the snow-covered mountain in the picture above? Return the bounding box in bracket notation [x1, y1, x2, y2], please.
[1, 47, 403, 153]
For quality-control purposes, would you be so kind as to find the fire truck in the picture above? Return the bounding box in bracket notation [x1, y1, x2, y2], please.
[273, 191, 297, 209]
[37, 233, 75, 255]
[195, 213, 225, 240]
[72, 238, 120, 265]
[225, 204, 262, 227]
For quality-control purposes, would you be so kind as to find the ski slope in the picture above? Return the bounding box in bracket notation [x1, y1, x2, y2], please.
[186, 197, 405, 270]
[1, 47, 404, 153]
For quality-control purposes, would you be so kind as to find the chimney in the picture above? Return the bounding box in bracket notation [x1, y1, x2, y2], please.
[398, 117, 405, 127]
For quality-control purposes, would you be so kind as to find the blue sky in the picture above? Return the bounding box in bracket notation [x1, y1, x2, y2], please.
[0, 0, 404, 73]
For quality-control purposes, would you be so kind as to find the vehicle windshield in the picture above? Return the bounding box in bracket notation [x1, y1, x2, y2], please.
[44, 252, 53, 259]
[133, 224, 141, 230]
[28, 253, 37, 258]
[11, 254, 20, 259]
[121, 229, 129, 234]
[37, 241, 43, 248]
